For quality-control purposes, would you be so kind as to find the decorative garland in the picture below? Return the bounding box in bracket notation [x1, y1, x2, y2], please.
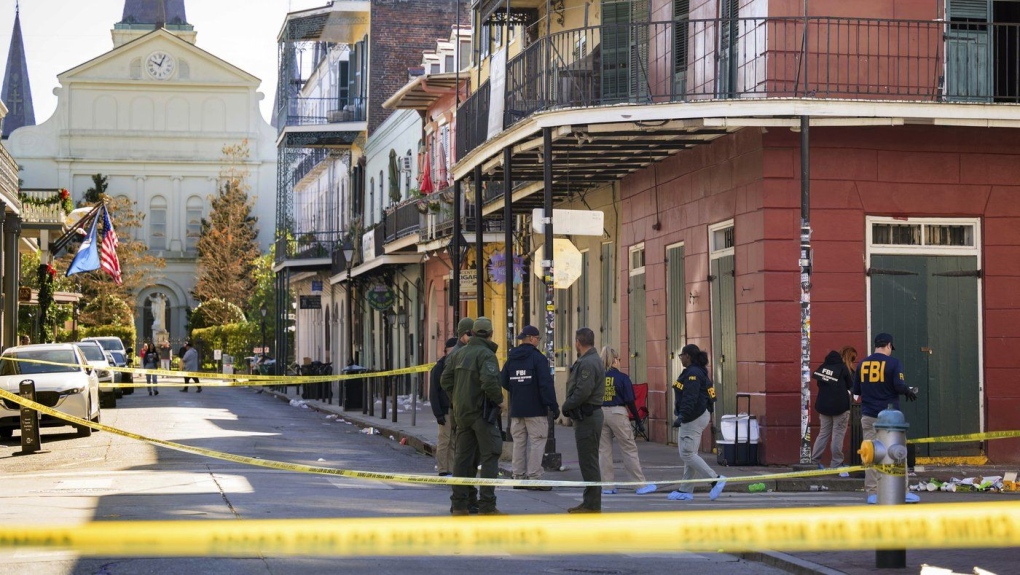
[20, 188, 73, 216]
[37, 263, 56, 343]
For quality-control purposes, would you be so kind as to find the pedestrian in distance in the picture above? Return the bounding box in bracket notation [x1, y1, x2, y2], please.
[501, 325, 559, 490]
[181, 341, 201, 393]
[853, 333, 919, 505]
[561, 327, 605, 514]
[598, 346, 657, 495]
[158, 341, 171, 371]
[142, 342, 160, 396]
[440, 317, 505, 516]
[811, 346, 856, 476]
[430, 337, 458, 476]
[668, 344, 726, 502]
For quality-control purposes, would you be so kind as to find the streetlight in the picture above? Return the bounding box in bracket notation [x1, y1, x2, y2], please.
[384, 308, 396, 422]
[342, 239, 355, 370]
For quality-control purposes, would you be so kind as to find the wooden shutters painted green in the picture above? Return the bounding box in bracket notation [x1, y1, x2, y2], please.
[666, 245, 687, 443]
[601, 242, 615, 348]
[718, 0, 740, 97]
[673, 0, 690, 97]
[945, 0, 992, 101]
[601, 0, 650, 102]
[629, 271, 648, 384]
[869, 255, 980, 456]
[711, 255, 737, 420]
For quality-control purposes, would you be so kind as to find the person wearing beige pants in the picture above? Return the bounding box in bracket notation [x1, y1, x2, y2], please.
[598, 347, 657, 495]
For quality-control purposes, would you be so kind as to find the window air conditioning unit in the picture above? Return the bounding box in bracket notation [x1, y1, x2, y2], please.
[401, 157, 412, 172]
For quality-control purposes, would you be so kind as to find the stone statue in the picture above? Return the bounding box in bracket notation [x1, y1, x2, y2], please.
[150, 294, 169, 344]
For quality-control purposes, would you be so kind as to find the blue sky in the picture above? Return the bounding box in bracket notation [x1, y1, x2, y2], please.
[0, 0, 325, 124]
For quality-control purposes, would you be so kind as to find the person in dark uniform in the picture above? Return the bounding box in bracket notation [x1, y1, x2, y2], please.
[561, 327, 605, 513]
[441, 317, 504, 516]
[810, 347, 855, 473]
[852, 332, 918, 504]
[443, 317, 479, 513]
[668, 344, 726, 502]
[430, 337, 458, 476]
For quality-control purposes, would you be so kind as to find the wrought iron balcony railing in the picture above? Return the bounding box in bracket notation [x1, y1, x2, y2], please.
[459, 16, 1020, 157]
[275, 230, 343, 265]
[277, 96, 367, 135]
[383, 199, 425, 245]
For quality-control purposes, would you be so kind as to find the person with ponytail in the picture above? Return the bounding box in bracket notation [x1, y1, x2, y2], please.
[668, 344, 726, 502]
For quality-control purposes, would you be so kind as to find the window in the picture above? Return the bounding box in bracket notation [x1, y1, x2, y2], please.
[185, 197, 203, 252]
[710, 221, 735, 255]
[629, 243, 646, 275]
[870, 220, 976, 248]
[150, 197, 167, 250]
[445, 54, 454, 72]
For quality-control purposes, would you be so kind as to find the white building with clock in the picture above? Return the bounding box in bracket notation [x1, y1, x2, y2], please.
[6, 1, 277, 347]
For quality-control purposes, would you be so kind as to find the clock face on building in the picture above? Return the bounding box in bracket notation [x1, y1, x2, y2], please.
[145, 51, 176, 80]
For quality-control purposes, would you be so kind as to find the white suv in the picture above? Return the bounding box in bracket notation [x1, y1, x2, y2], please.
[81, 336, 133, 395]
[75, 341, 117, 409]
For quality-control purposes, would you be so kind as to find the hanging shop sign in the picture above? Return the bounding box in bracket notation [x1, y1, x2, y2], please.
[366, 284, 396, 311]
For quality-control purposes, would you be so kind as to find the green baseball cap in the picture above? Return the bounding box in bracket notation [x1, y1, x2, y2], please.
[457, 317, 475, 337]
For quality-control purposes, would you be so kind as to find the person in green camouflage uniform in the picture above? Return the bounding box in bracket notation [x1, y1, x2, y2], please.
[440, 317, 505, 515]
[561, 327, 605, 513]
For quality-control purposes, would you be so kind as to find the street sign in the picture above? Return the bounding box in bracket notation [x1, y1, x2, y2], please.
[214, 349, 222, 360]
[532, 208, 604, 236]
[532, 239, 584, 289]
[311, 280, 323, 293]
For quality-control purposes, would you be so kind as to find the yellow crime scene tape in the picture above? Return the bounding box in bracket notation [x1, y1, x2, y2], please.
[908, 430, 1020, 444]
[0, 502, 1018, 557]
[3, 356, 433, 386]
[0, 386, 875, 488]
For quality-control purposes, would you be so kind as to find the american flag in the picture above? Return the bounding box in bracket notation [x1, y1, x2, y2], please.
[100, 206, 122, 285]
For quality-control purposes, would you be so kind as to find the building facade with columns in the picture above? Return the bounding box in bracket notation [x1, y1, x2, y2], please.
[5, 2, 276, 346]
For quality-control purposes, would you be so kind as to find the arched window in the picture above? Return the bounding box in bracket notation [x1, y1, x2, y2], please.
[185, 196, 203, 252]
[150, 196, 167, 250]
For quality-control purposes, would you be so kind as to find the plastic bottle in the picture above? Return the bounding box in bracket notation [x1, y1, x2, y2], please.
[748, 482, 767, 493]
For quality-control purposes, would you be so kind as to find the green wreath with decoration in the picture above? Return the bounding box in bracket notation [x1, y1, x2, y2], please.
[20, 188, 74, 216]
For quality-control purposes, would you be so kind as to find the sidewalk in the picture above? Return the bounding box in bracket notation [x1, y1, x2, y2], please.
[259, 385, 1017, 575]
[258, 384, 997, 492]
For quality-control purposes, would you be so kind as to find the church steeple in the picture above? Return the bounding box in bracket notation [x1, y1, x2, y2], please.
[1, 3, 35, 139]
[112, 0, 195, 47]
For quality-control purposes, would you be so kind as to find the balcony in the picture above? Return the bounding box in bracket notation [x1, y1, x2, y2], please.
[383, 199, 424, 247]
[274, 230, 342, 270]
[456, 15, 1020, 194]
[19, 189, 69, 229]
[276, 96, 367, 147]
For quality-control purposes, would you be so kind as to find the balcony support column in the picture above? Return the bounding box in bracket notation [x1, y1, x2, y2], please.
[2, 214, 17, 350]
[797, 115, 814, 467]
[503, 146, 514, 353]
[474, 165, 484, 317]
[540, 127, 560, 469]
[451, 179, 462, 324]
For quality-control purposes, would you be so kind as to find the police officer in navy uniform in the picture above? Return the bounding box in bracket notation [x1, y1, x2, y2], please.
[668, 344, 726, 502]
[852, 332, 918, 504]
[561, 327, 605, 513]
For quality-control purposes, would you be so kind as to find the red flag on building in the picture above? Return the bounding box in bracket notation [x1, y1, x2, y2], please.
[100, 206, 122, 285]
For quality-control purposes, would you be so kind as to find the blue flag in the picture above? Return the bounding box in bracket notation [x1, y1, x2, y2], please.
[66, 213, 101, 277]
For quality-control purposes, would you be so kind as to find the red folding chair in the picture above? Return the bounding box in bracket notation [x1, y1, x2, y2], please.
[630, 382, 650, 441]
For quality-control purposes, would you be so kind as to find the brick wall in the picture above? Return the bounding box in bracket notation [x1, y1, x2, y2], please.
[369, 0, 468, 136]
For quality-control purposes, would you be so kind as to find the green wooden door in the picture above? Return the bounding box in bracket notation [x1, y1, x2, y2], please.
[666, 244, 687, 443]
[711, 255, 737, 421]
[870, 255, 980, 456]
[629, 271, 647, 385]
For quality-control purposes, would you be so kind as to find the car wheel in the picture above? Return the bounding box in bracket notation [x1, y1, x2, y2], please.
[76, 402, 93, 438]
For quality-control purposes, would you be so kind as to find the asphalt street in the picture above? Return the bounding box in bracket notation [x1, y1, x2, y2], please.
[0, 384, 1006, 574]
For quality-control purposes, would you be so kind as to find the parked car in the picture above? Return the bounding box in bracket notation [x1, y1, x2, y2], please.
[0, 343, 101, 439]
[81, 336, 133, 394]
[75, 341, 118, 408]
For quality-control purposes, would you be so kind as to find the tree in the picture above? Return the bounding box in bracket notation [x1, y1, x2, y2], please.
[80, 294, 133, 327]
[193, 141, 260, 310]
[57, 178, 166, 311]
[190, 298, 246, 330]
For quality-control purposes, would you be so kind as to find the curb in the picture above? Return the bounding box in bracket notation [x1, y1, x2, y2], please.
[737, 551, 846, 575]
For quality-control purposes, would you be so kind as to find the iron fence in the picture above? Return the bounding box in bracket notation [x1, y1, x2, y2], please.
[275, 230, 343, 263]
[383, 199, 424, 244]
